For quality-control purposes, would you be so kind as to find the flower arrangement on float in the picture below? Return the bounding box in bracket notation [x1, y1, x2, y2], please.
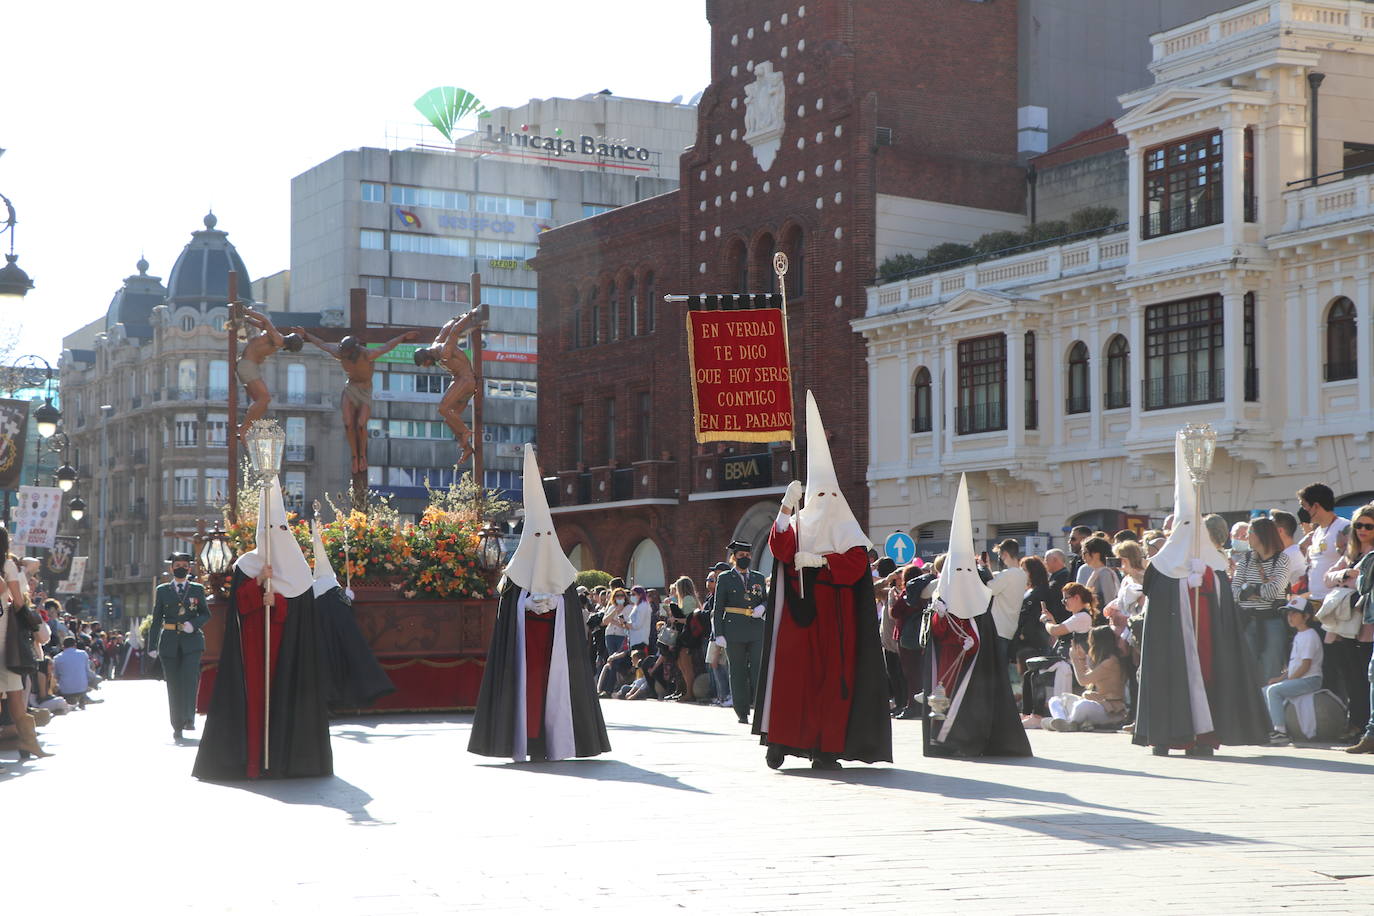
[223, 471, 508, 601]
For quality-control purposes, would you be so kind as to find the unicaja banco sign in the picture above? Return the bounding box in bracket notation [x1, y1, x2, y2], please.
[482, 124, 654, 162]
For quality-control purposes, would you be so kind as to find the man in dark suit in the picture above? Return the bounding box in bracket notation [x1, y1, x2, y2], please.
[148, 552, 210, 741]
[712, 540, 769, 724]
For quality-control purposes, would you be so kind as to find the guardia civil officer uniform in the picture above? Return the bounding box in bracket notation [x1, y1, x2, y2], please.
[149, 556, 210, 738]
[713, 542, 769, 724]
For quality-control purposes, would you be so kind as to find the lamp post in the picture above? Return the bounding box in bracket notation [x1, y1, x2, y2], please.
[244, 418, 285, 771]
[0, 191, 34, 299]
[94, 404, 114, 631]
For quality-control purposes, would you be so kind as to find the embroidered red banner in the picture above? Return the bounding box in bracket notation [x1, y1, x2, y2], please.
[686, 308, 794, 443]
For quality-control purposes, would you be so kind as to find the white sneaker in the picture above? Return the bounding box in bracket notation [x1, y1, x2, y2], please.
[1043, 717, 1076, 732]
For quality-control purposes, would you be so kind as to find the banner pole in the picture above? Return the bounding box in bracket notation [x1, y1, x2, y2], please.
[772, 253, 798, 464]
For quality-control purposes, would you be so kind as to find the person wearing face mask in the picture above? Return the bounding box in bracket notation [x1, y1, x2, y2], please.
[148, 552, 211, 741]
[713, 538, 769, 724]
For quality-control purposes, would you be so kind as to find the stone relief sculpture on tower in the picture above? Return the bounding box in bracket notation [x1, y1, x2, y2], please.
[743, 60, 785, 170]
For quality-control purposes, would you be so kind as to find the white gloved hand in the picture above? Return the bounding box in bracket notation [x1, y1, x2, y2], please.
[962, 637, 975, 650]
[794, 552, 826, 569]
[782, 480, 803, 510]
[751, 604, 766, 618]
[147, 650, 158, 659]
[180, 621, 194, 634]
[526, 593, 558, 615]
[713, 636, 726, 648]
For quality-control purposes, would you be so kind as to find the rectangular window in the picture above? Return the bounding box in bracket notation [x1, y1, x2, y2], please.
[484, 379, 538, 399]
[605, 397, 617, 462]
[205, 468, 229, 506]
[173, 469, 198, 506]
[475, 240, 538, 262]
[286, 364, 306, 403]
[361, 181, 385, 203]
[1143, 129, 1223, 239]
[475, 195, 551, 218]
[174, 412, 198, 447]
[1143, 294, 1225, 410]
[635, 391, 652, 461]
[1244, 292, 1258, 402]
[285, 416, 306, 461]
[391, 186, 469, 211]
[381, 277, 469, 302]
[362, 275, 387, 296]
[582, 203, 614, 218]
[360, 229, 385, 250]
[283, 471, 306, 516]
[572, 404, 584, 466]
[390, 233, 469, 257]
[484, 286, 537, 309]
[208, 360, 228, 399]
[956, 334, 1006, 435]
[206, 413, 228, 448]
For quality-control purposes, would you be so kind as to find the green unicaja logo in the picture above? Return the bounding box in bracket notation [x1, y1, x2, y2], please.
[414, 87, 489, 142]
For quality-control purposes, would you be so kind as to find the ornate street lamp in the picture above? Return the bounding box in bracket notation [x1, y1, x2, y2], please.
[1180, 423, 1217, 487]
[55, 463, 77, 492]
[0, 191, 33, 299]
[243, 418, 285, 771]
[68, 496, 86, 521]
[198, 520, 236, 599]
[33, 399, 59, 438]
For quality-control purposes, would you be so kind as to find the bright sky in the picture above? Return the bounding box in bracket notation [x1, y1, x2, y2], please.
[3, 0, 711, 364]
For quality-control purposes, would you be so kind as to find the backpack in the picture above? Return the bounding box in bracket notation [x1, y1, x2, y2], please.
[686, 610, 712, 641]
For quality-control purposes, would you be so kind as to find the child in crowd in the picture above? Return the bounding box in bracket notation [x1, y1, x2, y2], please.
[1265, 601, 1324, 746]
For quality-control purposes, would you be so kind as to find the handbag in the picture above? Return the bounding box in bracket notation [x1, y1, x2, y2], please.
[5, 605, 40, 675]
[1315, 586, 1361, 639]
[657, 626, 678, 649]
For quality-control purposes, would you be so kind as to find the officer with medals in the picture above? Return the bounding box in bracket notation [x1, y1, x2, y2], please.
[712, 539, 769, 724]
[148, 552, 210, 741]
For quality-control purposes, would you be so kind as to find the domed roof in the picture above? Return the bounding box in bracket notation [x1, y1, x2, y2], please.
[165, 212, 252, 309]
[105, 257, 169, 339]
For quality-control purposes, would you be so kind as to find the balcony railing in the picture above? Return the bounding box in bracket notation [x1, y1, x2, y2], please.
[284, 444, 315, 462]
[957, 402, 1006, 436]
[1142, 371, 1224, 411]
[612, 467, 633, 501]
[132, 448, 148, 465]
[1141, 196, 1222, 239]
[1065, 394, 1090, 415]
[1325, 361, 1358, 382]
[1104, 389, 1130, 410]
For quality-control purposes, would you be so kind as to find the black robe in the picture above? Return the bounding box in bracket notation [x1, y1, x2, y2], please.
[193, 570, 333, 780]
[315, 585, 395, 711]
[753, 555, 893, 764]
[1132, 564, 1269, 749]
[922, 604, 1032, 758]
[468, 582, 611, 760]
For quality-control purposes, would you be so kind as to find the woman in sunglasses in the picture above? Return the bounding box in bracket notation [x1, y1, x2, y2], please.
[1322, 504, 1374, 741]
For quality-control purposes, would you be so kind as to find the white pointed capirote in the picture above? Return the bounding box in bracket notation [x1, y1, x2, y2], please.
[235, 478, 315, 599]
[795, 390, 872, 556]
[934, 474, 991, 619]
[310, 517, 340, 598]
[1150, 429, 1227, 578]
[503, 444, 579, 595]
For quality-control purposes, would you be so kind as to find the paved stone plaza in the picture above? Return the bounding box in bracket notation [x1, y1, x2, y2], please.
[5, 680, 1372, 914]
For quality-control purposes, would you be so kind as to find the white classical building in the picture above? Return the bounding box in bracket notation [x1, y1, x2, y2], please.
[858, 0, 1374, 551]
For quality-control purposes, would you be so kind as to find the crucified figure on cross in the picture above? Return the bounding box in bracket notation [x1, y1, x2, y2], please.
[236, 307, 302, 445]
[414, 307, 485, 466]
[293, 327, 417, 475]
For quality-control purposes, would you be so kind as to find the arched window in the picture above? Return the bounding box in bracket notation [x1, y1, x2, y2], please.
[180, 314, 195, 331]
[627, 276, 639, 336]
[912, 367, 932, 433]
[1326, 297, 1357, 381]
[627, 538, 666, 590]
[609, 280, 620, 341]
[643, 272, 656, 333]
[1105, 336, 1130, 409]
[1066, 341, 1089, 414]
[589, 285, 600, 345]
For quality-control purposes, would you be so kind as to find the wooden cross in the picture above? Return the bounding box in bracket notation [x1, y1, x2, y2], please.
[226, 274, 490, 517]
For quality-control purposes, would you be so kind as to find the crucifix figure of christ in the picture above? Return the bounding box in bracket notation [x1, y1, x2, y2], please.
[236, 307, 303, 445]
[413, 306, 486, 466]
[293, 326, 417, 476]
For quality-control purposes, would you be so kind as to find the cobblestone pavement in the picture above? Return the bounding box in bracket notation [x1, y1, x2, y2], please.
[5, 680, 1373, 914]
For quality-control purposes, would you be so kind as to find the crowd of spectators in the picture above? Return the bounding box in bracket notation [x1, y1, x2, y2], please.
[3, 525, 139, 773]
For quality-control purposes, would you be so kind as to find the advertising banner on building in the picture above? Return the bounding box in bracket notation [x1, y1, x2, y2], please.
[45, 535, 79, 578]
[57, 557, 88, 595]
[686, 308, 794, 443]
[13, 485, 64, 549]
[0, 398, 30, 491]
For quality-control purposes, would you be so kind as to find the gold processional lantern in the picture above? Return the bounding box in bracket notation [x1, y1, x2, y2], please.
[1180, 422, 1217, 487]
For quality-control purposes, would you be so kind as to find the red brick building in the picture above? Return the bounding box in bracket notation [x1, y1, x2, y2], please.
[534, 0, 1025, 586]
